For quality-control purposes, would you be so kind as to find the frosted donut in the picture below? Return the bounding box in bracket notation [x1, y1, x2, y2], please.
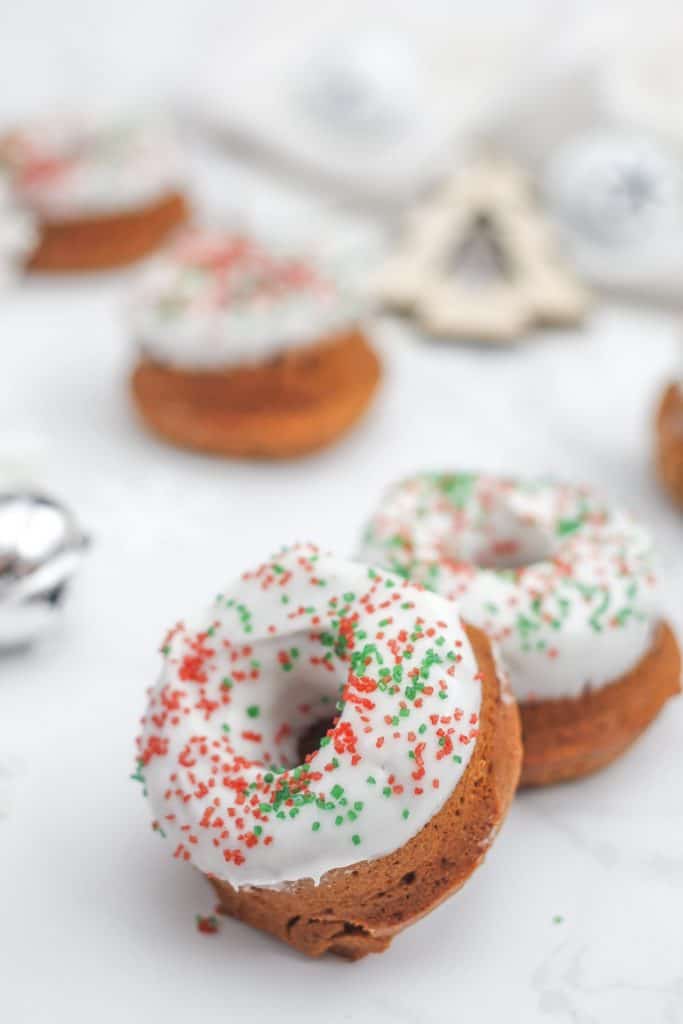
[0, 172, 37, 287]
[129, 230, 381, 458]
[360, 473, 681, 786]
[0, 112, 188, 270]
[136, 544, 521, 959]
[656, 362, 683, 510]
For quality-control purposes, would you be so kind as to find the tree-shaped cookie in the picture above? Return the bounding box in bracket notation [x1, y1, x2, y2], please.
[375, 160, 588, 342]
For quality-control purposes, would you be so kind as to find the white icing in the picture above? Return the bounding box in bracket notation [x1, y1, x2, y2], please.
[1, 113, 184, 219]
[0, 173, 36, 287]
[360, 474, 660, 702]
[137, 545, 481, 888]
[128, 230, 362, 370]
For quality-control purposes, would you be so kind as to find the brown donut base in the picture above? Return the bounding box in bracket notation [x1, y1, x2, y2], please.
[131, 329, 382, 459]
[208, 624, 522, 960]
[519, 621, 681, 787]
[27, 190, 188, 271]
[656, 383, 683, 510]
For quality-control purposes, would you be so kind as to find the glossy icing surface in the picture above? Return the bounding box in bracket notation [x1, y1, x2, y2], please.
[360, 473, 660, 701]
[129, 229, 362, 369]
[0, 173, 36, 286]
[136, 544, 481, 887]
[0, 112, 184, 218]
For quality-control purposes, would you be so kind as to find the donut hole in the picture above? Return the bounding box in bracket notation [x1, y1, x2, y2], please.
[246, 672, 343, 771]
[297, 714, 337, 763]
[444, 523, 555, 571]
[475, 530, 554, 570]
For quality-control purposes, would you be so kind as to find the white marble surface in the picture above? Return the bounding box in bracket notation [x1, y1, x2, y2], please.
[1, 3, 683, 1022]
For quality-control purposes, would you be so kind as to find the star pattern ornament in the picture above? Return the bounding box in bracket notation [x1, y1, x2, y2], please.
[375, 159, 589, 343]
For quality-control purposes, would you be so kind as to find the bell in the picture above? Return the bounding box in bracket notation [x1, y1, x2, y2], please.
[0, 492, 89, 650]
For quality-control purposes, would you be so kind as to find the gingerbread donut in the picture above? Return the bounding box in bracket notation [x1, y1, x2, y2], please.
[360, 473, 681, 787]
[656, 375, 683, 510]
[0, 113, 188, 271]
[129, 230, 381, 458]
[135, 544, 521, 959]
[0, 171, 36, 285]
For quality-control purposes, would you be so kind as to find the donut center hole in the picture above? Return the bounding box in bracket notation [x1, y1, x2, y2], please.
[474, 530, 554, 570]
[255, 678, 342, 771]
[296, 714, 337, 763]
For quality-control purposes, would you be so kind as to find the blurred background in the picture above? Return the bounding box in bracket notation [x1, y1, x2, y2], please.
[6, 0, 683, 294]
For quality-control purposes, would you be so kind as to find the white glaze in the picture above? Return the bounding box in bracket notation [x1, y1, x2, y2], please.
[128, 229, 362, 370]
[0, 173, 36, 287]
[137, 544, 481, 888]
[1, 112, 184, 219]
[360, 474, 660, 702]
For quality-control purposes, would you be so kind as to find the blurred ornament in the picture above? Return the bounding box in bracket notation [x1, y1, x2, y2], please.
[545, 135, 683, 247]
[181, 23, 472, 209]
[375, 159, 588, 343]
[0, 492, 89, 649]
[543, 134, 683, 299]
[0, 172, 36, 290]
[295, 34, 421, 144]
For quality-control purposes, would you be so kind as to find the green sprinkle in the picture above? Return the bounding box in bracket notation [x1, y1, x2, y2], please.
[246, 705, 260, 719]
[556, 518, 581, 536]
[312, 821, 321, 832]
[352, 834, 361, 846]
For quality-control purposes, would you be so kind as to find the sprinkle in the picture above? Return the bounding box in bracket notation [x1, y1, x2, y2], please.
[196, 915, 219, 935]
[136, 543, 481, 881]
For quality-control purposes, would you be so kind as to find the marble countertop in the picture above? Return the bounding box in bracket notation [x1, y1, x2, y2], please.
[2, 264, 682, 1022]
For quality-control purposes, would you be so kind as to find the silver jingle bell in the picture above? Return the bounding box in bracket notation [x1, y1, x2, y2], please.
[0, 491, 89, 650]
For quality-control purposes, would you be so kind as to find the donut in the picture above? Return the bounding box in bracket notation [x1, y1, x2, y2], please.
[359, 473, 681, 786]
[0, 171, 37, 286]
[135, 544, 521, 959]
[656, 373, 683, 510]
[129, 230, 381, 458]
[0, 113, 188, 270]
